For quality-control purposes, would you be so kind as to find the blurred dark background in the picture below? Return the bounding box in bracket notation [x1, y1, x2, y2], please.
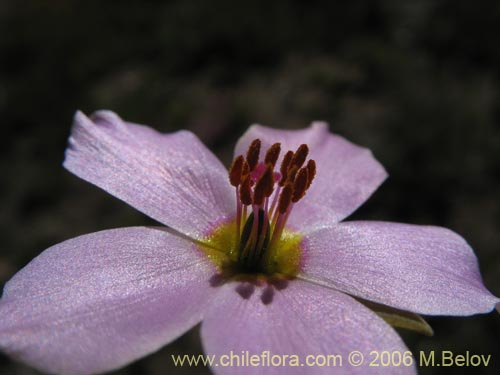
[1, 0, 499, 374]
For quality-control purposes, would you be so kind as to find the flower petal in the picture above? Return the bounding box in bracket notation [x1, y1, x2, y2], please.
[301, 221, 499, 315]
[0, 227, 218, 375]
[201, 280, 415, 375]
[234, 123, 387, 228]
[64, 110, 234, 239]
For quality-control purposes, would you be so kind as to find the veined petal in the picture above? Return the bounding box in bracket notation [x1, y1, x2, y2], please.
[234, 123, 387, 229]
[201, 280, 415, 375]
[301, 221, 499, 315]
[64, 110, 234, 239]
[0, 227, 218, 375]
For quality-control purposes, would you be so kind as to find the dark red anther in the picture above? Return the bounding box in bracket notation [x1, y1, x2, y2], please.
[305, 159, 316, 189]
[279, 151, 294, 186]
[264, 143, 281, 168]
[291, 144, 309, 169]
[239, 175, 253, 205]
[287, 165, 298, 184]
[262, 165, 275, 197]
[277, 182, 293, 214]
[253, 165, 274, 206]
[242, 160, 250, 177]
[291, 167, 308, 202]
[229, 155, 245, 187]
[246, 139, 261, 171]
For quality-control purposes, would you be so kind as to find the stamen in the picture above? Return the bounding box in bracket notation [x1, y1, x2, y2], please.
[242, 160, 250, 177]
[263, 166, 275, 198]
[279, 151, 294, 186]
[253, 165, 274, 206]
[277, 182, 293, 214]
[264, 143, 281, 168]
[305, 159, 316, 189]
[246, 139, 261, 171]
[291, 144, 309, 169]
[291, 167, 308, 203]
[229, 155, 245, 187]
[287, 165, 299, 185]
[239, 175, 253, 205]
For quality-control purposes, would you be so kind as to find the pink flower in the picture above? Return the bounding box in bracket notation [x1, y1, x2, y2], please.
[0, 110, 497, 375]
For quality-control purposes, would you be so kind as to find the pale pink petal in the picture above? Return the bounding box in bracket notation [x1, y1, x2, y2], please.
[0, 227, 218, 375]
[201, 280, 415, 375]
[64, 110, 234, 239]
[234, 123, 387, 229]
[301, 221, 499, 315]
